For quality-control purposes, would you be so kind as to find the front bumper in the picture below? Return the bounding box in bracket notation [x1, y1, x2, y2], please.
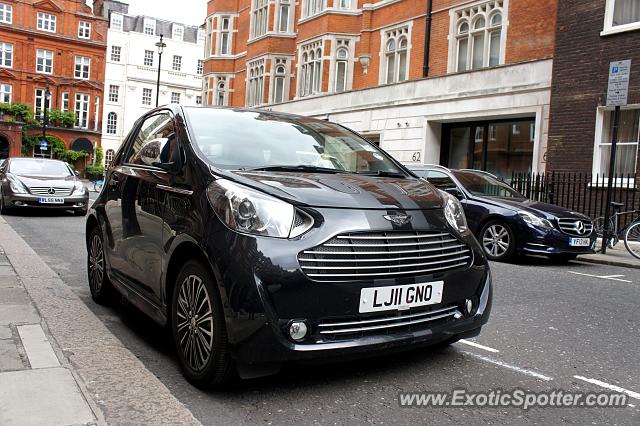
[515, 222, 596, 255]
[3, 192, 89, 210]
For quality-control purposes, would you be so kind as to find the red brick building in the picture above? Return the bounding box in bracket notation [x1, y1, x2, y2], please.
[0, 0, 107, 162]
[203, 0, 557, 178]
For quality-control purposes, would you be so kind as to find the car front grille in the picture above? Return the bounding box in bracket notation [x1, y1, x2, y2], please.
[27, 186, 73, 196]
[298, 231, 472, 282]
[316, 304, 461, 339]
[557, 218, 593, 237]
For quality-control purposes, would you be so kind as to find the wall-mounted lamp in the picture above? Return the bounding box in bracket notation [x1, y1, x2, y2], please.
[358, 54, 371, 75]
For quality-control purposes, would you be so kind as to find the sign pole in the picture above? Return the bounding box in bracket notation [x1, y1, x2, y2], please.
[601, 105, 620, 254]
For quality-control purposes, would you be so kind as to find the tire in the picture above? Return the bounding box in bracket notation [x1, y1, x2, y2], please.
[0, 194, 8, 215]
[87, 226, 115, 304]
[479, 220, 516, 261]
[624, 222, 640, 260]
[171, 260, 235, 389]
[549, 253, 578, 264]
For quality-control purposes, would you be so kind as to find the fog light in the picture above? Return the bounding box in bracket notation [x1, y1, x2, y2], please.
[289, 321, 308, 341]
[464, 299, 474, 315]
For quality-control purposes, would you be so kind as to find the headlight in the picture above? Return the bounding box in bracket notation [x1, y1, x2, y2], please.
[442, 191, 468, 233]
[518, 210, 553, 228]
[74, 181, 86, 195]
[7, 174, 26, 194]
[207, 179, 313, 238]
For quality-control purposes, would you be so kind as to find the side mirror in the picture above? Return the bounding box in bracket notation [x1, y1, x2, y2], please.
[74, 170, 80, 177]
[445, 187, 464, 199]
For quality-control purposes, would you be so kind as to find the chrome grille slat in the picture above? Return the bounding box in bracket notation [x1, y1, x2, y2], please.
[318, 305, 458, 328]
[557, 218, 593, 237]
[305, 262, 470, 278]
[27, 186, 73, 196]
[299, 248, 469, 263]
[336, 233, 450, 240]
[323, 238, 459, 248]
[300, 255, 471, 271]
[302, 243, 466, 256]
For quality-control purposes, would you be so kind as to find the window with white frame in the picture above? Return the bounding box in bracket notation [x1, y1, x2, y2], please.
[382, 27, 409, 84]
[272, 58, 289, 103]
[604, 0, 640, 33]
[197, 59, 204, 75]
[36, 49, 53, 74]
[105, 149, 115, 168]
[196, 95, 203, 105]
[453, 1, 504, 72]
[0, 42, 12, 68]
[198, 28, 206, 43]
[111, 45, 121, 62]
[334, 39, 351, 92]
[34, 88, 50, 120]
[299, 41, 323, 97]
[171, 92, 181, 104]
[247, 60, 265, 106]
[597, 108, 640, 176]
[206, 17, 213, 56]
[110, 13, 123, 31]
[144, 50, 154, 66]
[108, 85, 119, 103]
[172, 24, 184, 41]
[142, 88, 152, 105]
[75, 93, 90, 128]
[172, 55, 182, 71]
[37, 12, 56, 32]
[251, 0, 268, 38]
[0, 84, 11, 103]
[106, 112, 117, 134]
[219, 16, 232, 54]
[277, 0, 292, 32]
[78, 21, 91, 39]
[74, 56, 91, 79]
[61, 92, 69, 112]
[302, 0, 325, 18]
[0, 3, 12, 24]
[143, 18, 156, 35]
[216, 77, 227, 106]
[338, 0, 351, 9]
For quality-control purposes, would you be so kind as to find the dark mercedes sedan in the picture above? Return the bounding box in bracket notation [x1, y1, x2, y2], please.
[0, 157, 89, 215]
[411, 166, 596, 262]
[86, 106, 492, 388]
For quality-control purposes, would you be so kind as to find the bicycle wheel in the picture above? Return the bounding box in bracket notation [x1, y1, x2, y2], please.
[624, 221, 640, 259]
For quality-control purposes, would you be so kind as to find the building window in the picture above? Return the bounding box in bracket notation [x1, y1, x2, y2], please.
[172, 55, 182, 71]
[78, 21, 91, 39]
[75, 94, 90, 128]
[604, 0, 640, 33]
[197, 59, 204, 75]
[172, 24, 184, 42]
[453, 1, 504, 72]
[144, 50, 154, 67]
[36, 49, 53, 74]
[34, 89, 50, 120]
[216, 77, 227, 106]
[334, 40, 351, 92]
[383, 26, 409, 84]
[0, 42, 12, 68]
[302, 0, 325, 18]
[198, 28, 206, 43]
[299, 41, 323, 97]
[251, 0, 268, 39]
[106, 112, 117, 134]
[597, 109, 640, 176]
[0, 84, 10, 103]
[196, 95, 203, 105]
[105, 149, 115, 167]
[143, 18, 156, 36]
[142, 88, 153, 106]
[110, 13, 123, 31]
[273, 61, 287, 103]
[61, 92, 69, 112]
[37, 12, 56, 32]
[0, 3, 12, 24]
[277, 0, 291, 32]
[74, 56, 91, 79]
[247, 60, 265, 106]
[338, 0, 351, 9]
[171, 92, 181, 104]
[108, 85, 119, 102]
[111, 46, 121, 62]
[219, 16, 232, 54]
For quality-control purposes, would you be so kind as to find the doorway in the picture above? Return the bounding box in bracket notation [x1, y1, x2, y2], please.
[0, 136, 8, 159]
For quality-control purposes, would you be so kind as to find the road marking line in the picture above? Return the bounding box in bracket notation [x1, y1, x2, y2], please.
[574, 376, 640, 400]
[17, 324, 60, 369]
[568, 271, 632, 283]
[462, 351, 553, 381]
[458, 339, 500, 353]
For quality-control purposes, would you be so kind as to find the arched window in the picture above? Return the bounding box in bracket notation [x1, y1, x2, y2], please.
[216, 78, 226, 106]
[299, 41, 323, 97]
[335, 47, 349, 93]
[247, 60, 265, 106]
[274, 64, 286, 103]
[488, 12, 502, 66]
[454, 1, 504, 72]
[106, 112, 117, 135]
[456, 21, 469, 72]
[471, 16, 486, 69]
[383, 27, 409, 84]
[104, 149, 115, 168]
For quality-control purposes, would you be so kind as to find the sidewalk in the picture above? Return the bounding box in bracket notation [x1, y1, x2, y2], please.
[578, 240, 640, 269]
[0, 216, 201, 426]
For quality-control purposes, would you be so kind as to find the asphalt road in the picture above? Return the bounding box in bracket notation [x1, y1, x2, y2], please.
[3, 200, 640, 425]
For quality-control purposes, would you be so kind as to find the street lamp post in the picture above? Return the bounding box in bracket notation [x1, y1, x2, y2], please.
[41, 78, 52, 158]
[155, 34, 167, 107]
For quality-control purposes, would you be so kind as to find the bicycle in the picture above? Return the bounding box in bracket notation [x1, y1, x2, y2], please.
[593, 202, 640, 259]
[92, 174, 105, 193]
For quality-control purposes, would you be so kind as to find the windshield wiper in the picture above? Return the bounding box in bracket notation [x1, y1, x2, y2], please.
[241, 165, 345, 174]
[357, 170, 407, 179]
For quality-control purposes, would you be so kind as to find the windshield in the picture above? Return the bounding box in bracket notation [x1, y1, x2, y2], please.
[185, 108, 403, 174]
[452, 170, 524, 199]
[9, 158, 72, 177]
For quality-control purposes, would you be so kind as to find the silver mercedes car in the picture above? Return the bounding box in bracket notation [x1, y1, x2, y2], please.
[0, 157, 89, 215]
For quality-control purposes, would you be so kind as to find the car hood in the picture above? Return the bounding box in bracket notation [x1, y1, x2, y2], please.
[478, 196, 591, 220]
[228, 171, 443, 209]
[13, 174, 76, 187]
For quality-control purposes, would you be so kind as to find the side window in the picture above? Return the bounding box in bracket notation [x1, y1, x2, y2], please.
[412, 169, 428, 178]
[126, 113, 175, 166]
[426, 170, 457, 190]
